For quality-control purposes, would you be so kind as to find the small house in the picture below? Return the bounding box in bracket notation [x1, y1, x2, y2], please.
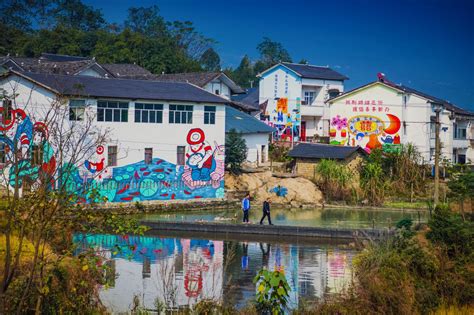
[288, 143, 367, 178]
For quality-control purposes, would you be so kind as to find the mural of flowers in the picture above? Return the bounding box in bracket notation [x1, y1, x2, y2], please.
[331, 115, 348, 131]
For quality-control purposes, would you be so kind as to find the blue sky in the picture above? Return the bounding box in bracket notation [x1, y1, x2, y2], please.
[84, 0, 474, 110]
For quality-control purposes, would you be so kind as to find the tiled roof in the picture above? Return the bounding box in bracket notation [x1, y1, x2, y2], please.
[225, 106, 275, 134]
[282, 62, 349, 81]
[154, 72, 245, 94]
[0, 56, 97, 75]
[0, 54, 152, 79]
[40, 53, 90, 62]
[7, 71, 229, 104]
[288, 143, 366, 159]
[101, 63, 153, 78]
[231, 87, 259, 110]
[155, 72, 221, 87]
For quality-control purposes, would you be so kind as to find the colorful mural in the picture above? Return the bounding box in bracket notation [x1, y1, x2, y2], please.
[1, 108, 225, 202]
[330, 112, 402, 153]
[270, 97, 301, 141]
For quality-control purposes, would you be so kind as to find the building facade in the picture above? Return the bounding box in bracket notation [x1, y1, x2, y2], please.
[258, 62, 348, 142]
[225, 106, 274, 165]
[327, 75, 474, 164]
[0, 71, 229, 202]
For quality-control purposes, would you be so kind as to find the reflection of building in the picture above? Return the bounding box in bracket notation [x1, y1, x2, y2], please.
[328, 75, 474, 163]
[74, 234, 356, 312]
[258, 62, 348, 142]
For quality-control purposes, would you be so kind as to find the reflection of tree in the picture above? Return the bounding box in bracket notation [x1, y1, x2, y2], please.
[153, 253, 179, 309]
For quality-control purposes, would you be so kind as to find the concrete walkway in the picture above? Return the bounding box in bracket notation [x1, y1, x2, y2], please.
[140, 220, 394, 240]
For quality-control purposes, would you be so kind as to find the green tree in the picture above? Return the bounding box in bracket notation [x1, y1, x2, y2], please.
[256, 37, 292, 67]
[199, 47, 221, 71]
[447, 166, 474, 219]
[298, 58, 308, 64]
[53, 0, 105, 31]
[124, 5, 167, 37]
[229, 55, 255, 88]
[225, 129, 247, 174]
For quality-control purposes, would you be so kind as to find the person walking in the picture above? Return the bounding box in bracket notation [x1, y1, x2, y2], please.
[260, 198, 273, 225]
[241, 193, 250, 223]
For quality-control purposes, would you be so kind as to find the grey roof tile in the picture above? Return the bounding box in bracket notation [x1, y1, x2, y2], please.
[282, 62, 349, 81]
[10, 71, 229, 104]
[225, 106, 275, 134]
[288, 143, 366, 159]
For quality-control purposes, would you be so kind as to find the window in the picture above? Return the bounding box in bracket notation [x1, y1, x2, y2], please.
[69, 99, 86, 121]
[303, 91, 315, 105]
[144, 148, 153, 164]
[204, 106, 216, 124]
[458, 154, 466, 164]
[108, 146, 117, 166]
[454, 123, 467, 139]
[177, 146, 185, 166]
[31, 145, 43, 166]
[328, 89, 340, 99]
[97, 101, 129, 122]
[215, 89, 220, 95]
[135, 103, 163, 123]
[169, 105, 193, 124]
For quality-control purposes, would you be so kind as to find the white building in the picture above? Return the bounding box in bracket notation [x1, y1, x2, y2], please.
[154, 72, 245, 100]
[257, 62, 348, 142]
[0, 71, 229, 202]
[225, 106, 274, 165]
[327, 75, 474, 164]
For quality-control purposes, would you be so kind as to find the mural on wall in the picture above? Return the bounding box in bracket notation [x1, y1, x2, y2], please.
[69, 127, 225, 202]
[270, 97, 301, 142]
[2, 108, 225, 202]
[330, 105, 402, 153]
[0, 107, 56, 189]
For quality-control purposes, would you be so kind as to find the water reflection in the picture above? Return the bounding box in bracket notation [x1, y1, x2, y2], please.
[74, 234, 355, 313]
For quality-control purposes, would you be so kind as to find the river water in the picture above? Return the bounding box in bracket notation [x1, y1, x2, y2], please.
[74, 207, 427, 313]
[138, 207, 428, 229]
[74, 233, 356, 313]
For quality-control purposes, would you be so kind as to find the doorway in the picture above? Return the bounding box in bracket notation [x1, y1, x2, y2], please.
[301, 121, 307, 142]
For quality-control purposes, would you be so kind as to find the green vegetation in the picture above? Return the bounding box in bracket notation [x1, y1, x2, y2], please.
[254, 269, 291, 314]
[309, 205, 473, 314]
[225, 129, 247, 174]
[1, 1, 298, 86]
[315, 159, 353, 202]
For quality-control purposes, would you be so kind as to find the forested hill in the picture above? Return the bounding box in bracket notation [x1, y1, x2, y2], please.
[0, 0, 301, 88]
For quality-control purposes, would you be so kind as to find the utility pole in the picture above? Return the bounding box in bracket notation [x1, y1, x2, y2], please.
[433, 103, 444, 207]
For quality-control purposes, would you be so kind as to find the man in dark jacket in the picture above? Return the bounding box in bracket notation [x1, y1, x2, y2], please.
[260, 198, 273, 225]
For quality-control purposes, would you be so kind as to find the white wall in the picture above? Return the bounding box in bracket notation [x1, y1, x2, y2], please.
[259, 65, 345, 139]
[242, 133, 270, 164]
[77, 68, 104, 77]
[0, 74, 227, 201]
[204, 80, 231, 99]
[328, 82, 474, 164]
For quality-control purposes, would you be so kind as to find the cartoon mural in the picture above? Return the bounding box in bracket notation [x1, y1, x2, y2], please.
[2, 108, 225, 202]
[330, 112, 402, 153]
[270, 97, 301, 141]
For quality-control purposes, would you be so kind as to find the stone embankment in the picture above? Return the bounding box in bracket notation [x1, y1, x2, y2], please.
[225, 171, 323, 206]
